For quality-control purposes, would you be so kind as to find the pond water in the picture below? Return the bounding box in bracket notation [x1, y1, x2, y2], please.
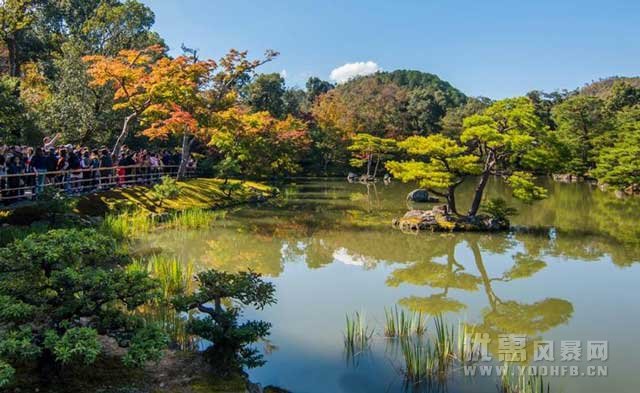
[140, 178, 640, 393]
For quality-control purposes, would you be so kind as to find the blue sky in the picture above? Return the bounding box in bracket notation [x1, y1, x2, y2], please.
[141, 0, 640, 99]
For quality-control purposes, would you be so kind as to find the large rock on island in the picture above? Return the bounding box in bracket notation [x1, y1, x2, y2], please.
[406, 189, 439, 203]
[392, 205, 509, 233]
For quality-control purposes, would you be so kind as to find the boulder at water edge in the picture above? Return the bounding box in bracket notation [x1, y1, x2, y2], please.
[407, 189, 439, 203]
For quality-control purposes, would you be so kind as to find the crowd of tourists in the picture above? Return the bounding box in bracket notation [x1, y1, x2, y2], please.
[0, 134, 196, 204]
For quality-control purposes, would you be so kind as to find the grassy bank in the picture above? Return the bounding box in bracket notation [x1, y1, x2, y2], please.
[0, 178, 274, 226]
[75, 178, 275, 216]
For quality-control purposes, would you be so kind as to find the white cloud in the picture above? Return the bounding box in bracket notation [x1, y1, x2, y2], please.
[332, 248, 376, 268]
[330, 61, 380, 83]
[279, 69, 287, 79]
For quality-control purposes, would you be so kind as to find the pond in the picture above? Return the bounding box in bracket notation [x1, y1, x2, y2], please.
[140, 178, 640, 393]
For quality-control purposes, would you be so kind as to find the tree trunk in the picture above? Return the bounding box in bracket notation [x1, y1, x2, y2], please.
[177, 133, 194, 180]
[372, 154, 381, 179]
[446, 185, 459, 216]
[112, 112, 137, 160]
[6, 35, 19, 77]
[470, 240, 498, 309]
[467, 154, 495, 217]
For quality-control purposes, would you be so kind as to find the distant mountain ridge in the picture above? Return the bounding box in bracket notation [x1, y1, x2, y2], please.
[343, 69, 468, 105]
[580, 76, 640, 98]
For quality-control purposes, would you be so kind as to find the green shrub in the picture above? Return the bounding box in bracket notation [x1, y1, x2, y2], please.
[152, 176, 181, 208]
[482, 198, 518, 221]
[44, 327, 101, 365]
[0, 229, 167, 384]
[173, 269, 276, 376]
[0, 223, 48, 247]
[36, 187, 74, 226]
[0, 360, 14, 388]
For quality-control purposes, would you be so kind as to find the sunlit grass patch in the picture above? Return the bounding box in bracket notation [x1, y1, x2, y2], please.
[75, 178, 274, 216]
[102, 210, 156, 239]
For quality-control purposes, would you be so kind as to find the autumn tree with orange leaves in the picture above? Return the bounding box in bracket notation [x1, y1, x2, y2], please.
[85, 45, 278, 177]
[84, 44, 168, 159]
[155, 48, 278, 178]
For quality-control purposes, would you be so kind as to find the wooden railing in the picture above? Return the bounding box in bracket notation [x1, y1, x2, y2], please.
[0, 164, 194, 205]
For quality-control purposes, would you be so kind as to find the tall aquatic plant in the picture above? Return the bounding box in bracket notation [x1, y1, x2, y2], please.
[433, 314, 455, 374]
[456, 322, 480, 364]
[129, 255, 197, 350]
[103, 207, 223, 240]
[394, 316, 554, 392]
[102, 210, 156, 238]
[168, 208, 224, 230]
[499, 363, 551, 393]
[396, 314, 456, 386]
[344, 311, 374, 353]
[131, 254, 195, 301]
[384, 307, 398, 337]
[384, 306, 428, 338]
[414, 312, 427, 336]
[400, 338, 436, 383]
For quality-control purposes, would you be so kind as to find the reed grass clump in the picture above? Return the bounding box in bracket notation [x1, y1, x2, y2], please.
[433, 314, 455, 373]
[414, 312, 427, 336]
[167, 208, 224, 230]
[396, 314, 460, 386]
[384, 306, 428, 338]
[102, 210, 156, 238]
[129, 254, 198, 350]
[103, 207, 223, 239]
[456, 322, 480, 363]
[394, 316, 554, 392]
[499, 363, 551, 393]
[130, 254, 195, 300]
[400, 338, 436, 382]
[344, 311, 374, 353]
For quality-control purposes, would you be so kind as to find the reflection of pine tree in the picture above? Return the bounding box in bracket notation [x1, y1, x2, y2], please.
[387, 237, 574, 361]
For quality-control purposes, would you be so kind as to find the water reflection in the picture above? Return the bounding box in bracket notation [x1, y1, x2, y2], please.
[139, 179, 640, 392]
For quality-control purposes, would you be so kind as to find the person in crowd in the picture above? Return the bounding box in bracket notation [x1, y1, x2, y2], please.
[43, 133, 61, 151]
[56, 149, 69, 192]
[68, 148, 82, 194]
[46, 147, 58, 183]
[0, 138, 192, 204]
[99, 148, 113, 189]
[0, 154, 6, 203]
[31, 148, 48, 194]
[90, 150, 101, 189]
[6, 155, 24, 201]
[80, 151, 93, 192]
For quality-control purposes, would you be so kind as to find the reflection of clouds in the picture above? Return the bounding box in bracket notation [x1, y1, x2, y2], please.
[333, 247, 370, 267]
